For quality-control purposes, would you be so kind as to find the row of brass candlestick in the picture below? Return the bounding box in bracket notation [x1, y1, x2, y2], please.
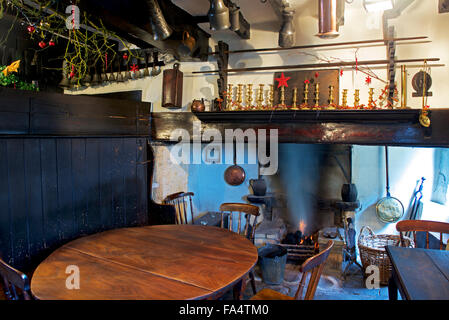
[225, 83, 384, 111]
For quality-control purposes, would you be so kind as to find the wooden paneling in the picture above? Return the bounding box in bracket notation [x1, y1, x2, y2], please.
[0, 137, 149, 271]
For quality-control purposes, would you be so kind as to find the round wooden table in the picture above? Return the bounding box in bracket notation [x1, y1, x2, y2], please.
[31, 225, 258, 300]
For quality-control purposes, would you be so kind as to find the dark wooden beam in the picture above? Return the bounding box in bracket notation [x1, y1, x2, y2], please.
[150, 110, 449, 147]
[440, 0, 449, 13]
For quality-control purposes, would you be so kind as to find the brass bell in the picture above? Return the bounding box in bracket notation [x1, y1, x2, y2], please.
[82, 73, 92, 87]
[116, 72, 124, 82]
[108, 73, 116, 82]
[58, 76, 71, 89]
[101, 72, 108, 83]
[208, 0, 230, 31]
[143, 67, 150, 77]
[91, 72, 100, 86]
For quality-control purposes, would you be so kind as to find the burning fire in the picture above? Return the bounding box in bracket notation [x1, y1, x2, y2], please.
[299, 220, 306, 234]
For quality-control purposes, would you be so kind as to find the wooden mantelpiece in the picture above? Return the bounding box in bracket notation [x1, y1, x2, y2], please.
[151, 110, 449, 147]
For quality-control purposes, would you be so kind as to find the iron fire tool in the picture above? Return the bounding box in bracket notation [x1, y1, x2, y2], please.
[342, 217, 363, 279]
[406, 177, 426, 238]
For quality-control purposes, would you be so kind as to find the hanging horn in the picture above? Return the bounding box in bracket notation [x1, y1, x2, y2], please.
[145, 0, 172, 40]
[317, 0, 340, 39]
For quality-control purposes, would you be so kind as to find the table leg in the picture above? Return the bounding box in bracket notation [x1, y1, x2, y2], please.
[233, 274, 248, 300]
[388, 268, 398, 301]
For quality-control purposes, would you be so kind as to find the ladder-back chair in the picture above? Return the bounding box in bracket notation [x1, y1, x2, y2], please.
[218, 203, 261, 297]
[163, 192, 195, 225]
[251, 240, 334, 300]
[396, 220, 449, 250]
[218, 203, 260, 243]
[0, 258, 32, 300]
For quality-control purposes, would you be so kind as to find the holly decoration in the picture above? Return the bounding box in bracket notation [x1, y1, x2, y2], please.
[340, 69, 344, 77]
[48, 40, 55, 47]
[304, 79, 310, 84]
[275, 73, 291, 88]
[27, 25, 36, 34]
[0, 65, 38, 91]
[315, 72, 319, 78]
[123, 53, 129, 60]
[38, 41, 47, 48]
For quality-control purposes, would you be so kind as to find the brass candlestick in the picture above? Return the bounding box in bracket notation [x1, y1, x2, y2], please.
[291, 87, 299, 110]
[257, 84, 265, 110]
[237, 84, 243, 110]
[246, 84, 253, 110]
[314, 83, 320, 109]
[400, 65, 408, 109]
[227, 84, 233, 110]
[342, 89, 348, 108]
[302, 82, 310, 109]
[354, 89, 360, 108]
[279, 86, 286, 109]
[368, 88, 375, 109]
[328, 85, 335, 109]
[268, 84, 274, 109]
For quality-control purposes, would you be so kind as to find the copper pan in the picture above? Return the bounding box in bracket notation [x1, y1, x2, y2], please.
[224, 140, 246, 186]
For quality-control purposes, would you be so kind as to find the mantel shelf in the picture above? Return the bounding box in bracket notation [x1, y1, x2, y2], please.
[193, 109, 423, 124]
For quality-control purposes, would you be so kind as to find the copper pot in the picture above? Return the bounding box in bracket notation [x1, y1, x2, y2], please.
[224, 140, 245, 186]
[191, 99, 205, 112]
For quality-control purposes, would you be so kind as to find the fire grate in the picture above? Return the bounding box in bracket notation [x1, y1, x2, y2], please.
[280, 231, 320, 264]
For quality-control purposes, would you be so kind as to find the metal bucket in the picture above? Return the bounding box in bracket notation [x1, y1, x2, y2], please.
[258, 244, 288, 285]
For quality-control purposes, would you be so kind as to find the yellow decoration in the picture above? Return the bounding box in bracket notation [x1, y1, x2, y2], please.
[2, 60, 21, 76]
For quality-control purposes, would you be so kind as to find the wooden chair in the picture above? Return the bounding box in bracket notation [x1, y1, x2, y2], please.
[218, 203, 261, 298]
[219, 203, 260, 242]
[251, 240, 334, 300]
[0, 259, 32, 300]
[162, 192, 195, 225]
[396, 220, 449, 250]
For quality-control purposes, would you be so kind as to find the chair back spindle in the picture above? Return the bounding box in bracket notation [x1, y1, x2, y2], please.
[294, 240, 334, 300]
[163, 192, 195, 225]
[397, 220, 449, 250]
[219, 203, 260, 242]
[0, 259, 32, 300]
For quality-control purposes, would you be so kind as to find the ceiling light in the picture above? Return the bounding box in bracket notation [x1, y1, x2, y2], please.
[363, 0, 394, 12]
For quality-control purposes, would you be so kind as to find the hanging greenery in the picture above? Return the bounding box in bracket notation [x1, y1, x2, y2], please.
[0, 0, 140, 85]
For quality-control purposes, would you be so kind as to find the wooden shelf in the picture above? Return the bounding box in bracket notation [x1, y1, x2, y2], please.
[193, 109, 423, 124]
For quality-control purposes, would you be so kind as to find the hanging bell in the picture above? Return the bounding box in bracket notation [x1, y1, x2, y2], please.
[108, 72, 116, 82]
[58, 61, 71, 88]
[91, 72, 100, 86]
[279, 6, 296, 48]
[116, 72, 124, 82]
[145, 0, 173, 40]
[229, 4, 240, 31]
[101, 72, 108, 83]
[82, 73, 92, 87]
[208, 0, 230, 31]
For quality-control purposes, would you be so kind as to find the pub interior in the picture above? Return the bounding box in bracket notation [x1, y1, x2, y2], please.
[0, 0, 449, 304]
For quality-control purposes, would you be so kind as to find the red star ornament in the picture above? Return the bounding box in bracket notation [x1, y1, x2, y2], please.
[365, 76, 372, 85]
[130, 64, 139, 73]
[275, 73, 291, 88]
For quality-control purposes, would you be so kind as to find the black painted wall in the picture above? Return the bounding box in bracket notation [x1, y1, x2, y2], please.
[0, 89, 153, 271]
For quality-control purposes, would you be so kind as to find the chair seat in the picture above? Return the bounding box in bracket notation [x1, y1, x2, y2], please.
[250, 288, 294, 300]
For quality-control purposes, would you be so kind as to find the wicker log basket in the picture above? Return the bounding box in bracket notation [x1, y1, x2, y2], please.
[358, 226, 414, 285]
